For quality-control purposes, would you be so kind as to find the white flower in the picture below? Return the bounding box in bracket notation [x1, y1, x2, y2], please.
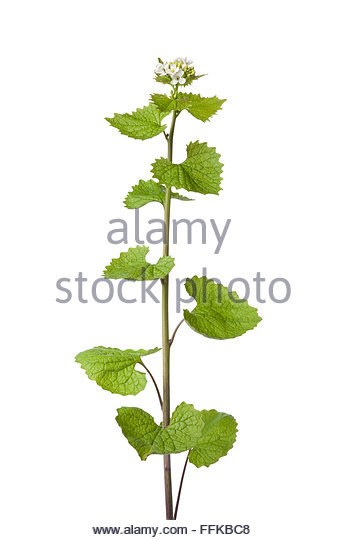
[155, 63, 165, 74]
[155, 58, 192, 84]
[166, 62, 179, 76]
[171, 69, 186, 85]
[155, 62, 170, 75]
[175, 57, 193, 67]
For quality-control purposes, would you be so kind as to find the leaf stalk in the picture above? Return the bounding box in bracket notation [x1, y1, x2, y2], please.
[174, 450, 190, 520]
[169, 318, 184, 347]
[140, 361, 163, 409]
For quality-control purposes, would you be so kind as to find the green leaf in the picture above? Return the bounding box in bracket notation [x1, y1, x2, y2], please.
[124, 179, 193, 209]
[150, 93, 191, 113]
[150, 93, 175, 112]
[103, 246, 174, 280]
[105, 104, 169, 140]
[154, 74, 173, 86]
[154, 74, 205, 87]
[75, 346, 160, 396]
[189, 409, 238, 468]
[116, 402, 204, 460]
[184, 276, 262, 339]
[182, 73, 206, 87]
[151, 141, 223, 195]
[117, 402, 238, 466]
[151, 92, 226, 122]
[182, 93, 226, 122]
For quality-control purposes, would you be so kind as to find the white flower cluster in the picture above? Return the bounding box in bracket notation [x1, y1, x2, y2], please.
[155, 57, 194, 86]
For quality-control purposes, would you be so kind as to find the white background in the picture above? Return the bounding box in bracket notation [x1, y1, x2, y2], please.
[1, 1, 346, 539]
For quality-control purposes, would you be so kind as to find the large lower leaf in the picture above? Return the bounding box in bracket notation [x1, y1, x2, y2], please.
[116, 402, 204, 460]
[75, 346, 160, 396]
[151, 141, 223, 195]
[184, 276, 262, 339]
[189, 409, 238, 468]
[151, 92, 226, 122]
[105, 104, 169, 140]
[103, 246, 174, 280]
[124, 179, 192, 209]
[117, 402, 238, 467]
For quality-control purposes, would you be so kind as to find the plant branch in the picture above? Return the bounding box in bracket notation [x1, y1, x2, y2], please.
[169, 318, 184, 347]
[174, 450, 191, 520]
[140, 361, 163, 409]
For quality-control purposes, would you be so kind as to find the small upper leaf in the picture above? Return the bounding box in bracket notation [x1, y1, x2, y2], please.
[182, 93, 226, 122]
[105, 103, 169, 140]
[75, 346, 160, 396]
[124, 179, 193, 209]
[184, 276, 262, 339]
[150, 92, 226, 122]
[182, 74, 206, 87]
[154, 74, 206, 87]
[116, 402, 204, 460]
[150, 93, 191, 113]
[103, 246, 174, 281]
[189, 409, 238, 468]
[153, 74, 173, 86]
[151, 141, 223, 195]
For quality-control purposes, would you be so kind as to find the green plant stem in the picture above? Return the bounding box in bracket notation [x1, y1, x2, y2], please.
[174, 450, 190, 520]
[140, 361, 163, 409]
[162, 110, 178, 520]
